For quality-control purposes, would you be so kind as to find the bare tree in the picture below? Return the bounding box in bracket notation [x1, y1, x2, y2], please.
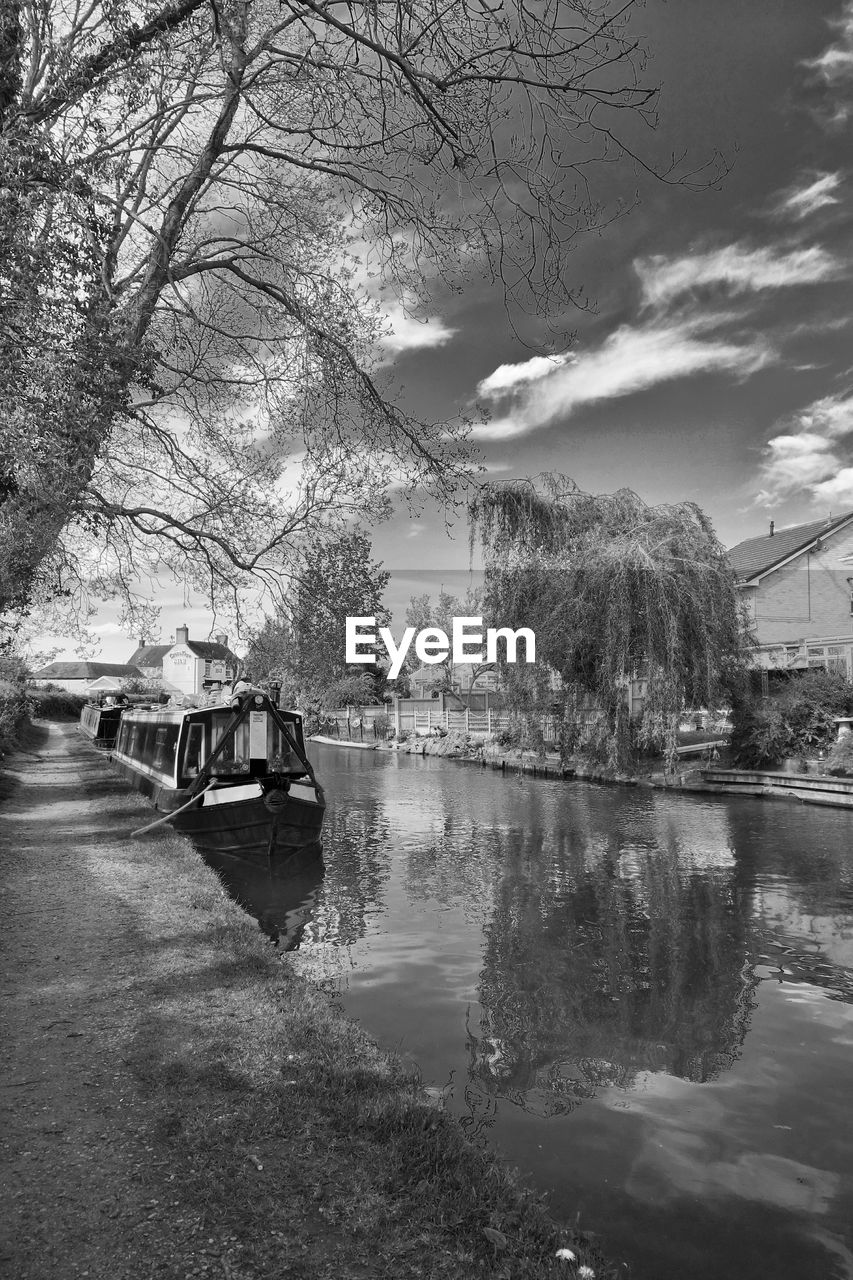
[1, 0, 706, 632]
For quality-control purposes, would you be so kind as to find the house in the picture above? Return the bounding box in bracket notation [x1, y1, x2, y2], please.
[135, 624, 240, 696]
[28, 661, 145, 694]
[728, 512, 853, 679]
[125, 641, 172, 683]
[408, 663, 500, 698]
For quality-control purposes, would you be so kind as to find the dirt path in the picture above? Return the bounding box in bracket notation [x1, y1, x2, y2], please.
[0, 722, 227, 1277]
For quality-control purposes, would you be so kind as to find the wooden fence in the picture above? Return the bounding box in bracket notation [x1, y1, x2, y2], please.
[314, 704, 606, 745]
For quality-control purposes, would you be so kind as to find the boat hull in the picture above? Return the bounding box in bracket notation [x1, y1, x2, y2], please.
[79, 705, 122, 748]
[171, 789, 324, 868]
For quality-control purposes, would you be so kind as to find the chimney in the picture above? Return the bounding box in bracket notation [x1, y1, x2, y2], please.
[213, 631, 228, 647]
[769, 520, 775, 537]
[175, 623, 189, 645]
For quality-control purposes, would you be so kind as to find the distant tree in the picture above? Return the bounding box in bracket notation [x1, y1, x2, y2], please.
[0, 0, 715, 631]
[404, 587, 493, 693]
[470, 476, 749, 771]
[245, 530, 390, 708]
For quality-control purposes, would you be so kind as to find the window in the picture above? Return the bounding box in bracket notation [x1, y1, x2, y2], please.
[210, 712, 251, 775]
[183, 723, 206, 778]
[807, 644, 851, 678]
[153, 723, 180, 774]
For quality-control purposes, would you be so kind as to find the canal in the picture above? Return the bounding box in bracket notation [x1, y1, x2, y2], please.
[210, 744, 853, 1280]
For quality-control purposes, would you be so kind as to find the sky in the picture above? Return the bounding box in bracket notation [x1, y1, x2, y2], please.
[48, 0, 853, 662]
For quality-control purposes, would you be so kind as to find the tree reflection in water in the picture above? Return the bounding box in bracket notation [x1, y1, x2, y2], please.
[460, 809, 760, 1140]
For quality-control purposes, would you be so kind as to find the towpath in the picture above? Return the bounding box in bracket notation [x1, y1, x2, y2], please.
[0, 720, 266, 1279]
[0, 722, 581, 1280]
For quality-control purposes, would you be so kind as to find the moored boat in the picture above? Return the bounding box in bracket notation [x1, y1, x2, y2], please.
[79, 701, 124, 748]
[110, 691, 324, 866]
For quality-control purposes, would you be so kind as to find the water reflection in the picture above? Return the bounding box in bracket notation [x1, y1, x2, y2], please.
[214, 745, 853, 1280]
[465, 826, 759, 1136]
[202, 848, 324, 949]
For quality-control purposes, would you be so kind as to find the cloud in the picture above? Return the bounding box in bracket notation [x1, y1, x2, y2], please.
[802, 1, 853, 125]
[775, 172, 843, 219]
[378, 305, 456, 355]
[636, 244, 838, 309]
[477, 354, 573, 396]
[471, 319, 772, 441]
[804, 1, 853, 83]
[812, 467, 853, 503]
[756, 392, 853, 504]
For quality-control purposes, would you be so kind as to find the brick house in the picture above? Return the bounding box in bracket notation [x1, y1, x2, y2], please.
[728, 512, 853, 679]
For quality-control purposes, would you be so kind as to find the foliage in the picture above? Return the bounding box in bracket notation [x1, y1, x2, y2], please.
[404, 587, 493, 691]
[0, 679, 27, 756]
[826, 733, 853, 778]
[469, 476, 749, 771]
[245, 530, 390, 710]
[728, 698, 792, 770]
[0, 0, 703, 634]
[731, 669, 853, 769]
[26, 686, 87, 719]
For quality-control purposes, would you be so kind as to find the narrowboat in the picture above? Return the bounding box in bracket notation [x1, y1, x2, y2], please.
[110, 691, 324, 866]
[79, 701, 124, 748]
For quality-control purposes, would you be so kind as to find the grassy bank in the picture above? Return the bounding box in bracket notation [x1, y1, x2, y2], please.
[2, 727, 614, 1280]
[0, 678, 27, 760]
[121, 830, 609, 1278]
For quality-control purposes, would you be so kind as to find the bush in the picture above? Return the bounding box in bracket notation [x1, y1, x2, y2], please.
[731, 669, 853, 769]
[26, 688, 87, 720]
[826, 734, 853, 778]
[0, 679, 28, 757]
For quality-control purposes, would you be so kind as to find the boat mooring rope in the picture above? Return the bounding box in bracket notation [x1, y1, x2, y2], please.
[129, 781, 218, 838]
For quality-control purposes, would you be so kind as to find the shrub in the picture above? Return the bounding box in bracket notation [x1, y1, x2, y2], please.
[26, 688, 87, 719]
[731, 669, 853, 768]
[826, 734, 853, 778]
[0, 679, 27, 757]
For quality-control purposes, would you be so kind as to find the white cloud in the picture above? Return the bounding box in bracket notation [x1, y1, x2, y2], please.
[636, 244, 837, 310]
[804, 1, 853, 82]
[777, 172, 842, 219]
[756, 392, 853, 504]
[812, 467, 853, 503]
[379, 305, 456, 355]
[471, 319, 771, 441]
[802, 1, 853, 125]
[477, 353, 573, 397]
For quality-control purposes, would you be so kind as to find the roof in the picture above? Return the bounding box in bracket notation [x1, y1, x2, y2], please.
[728, 512, 853, 582]
[127, 644, 171, 668]
[185, 641, 237, 661]
[31, 662, 144, 680]
[128, 641, 238, 666]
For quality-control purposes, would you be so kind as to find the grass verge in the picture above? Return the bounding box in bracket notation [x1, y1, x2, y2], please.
[123, 823, 614, 1280]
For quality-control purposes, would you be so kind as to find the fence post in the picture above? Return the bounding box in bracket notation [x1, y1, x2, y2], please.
[487, 708, 492, 735]
[466, 708, 470, 733]
[394, 697, 401, 735]
[427, 707, 431, 731]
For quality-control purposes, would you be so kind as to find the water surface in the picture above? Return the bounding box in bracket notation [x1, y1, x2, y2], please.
[221, 746, 853, 1279]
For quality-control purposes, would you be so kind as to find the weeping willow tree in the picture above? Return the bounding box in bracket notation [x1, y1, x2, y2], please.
[469, 476, 750, 772]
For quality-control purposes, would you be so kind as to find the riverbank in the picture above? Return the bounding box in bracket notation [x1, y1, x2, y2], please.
[0, 721, 608, 1280]
[387, 730, 853, 808]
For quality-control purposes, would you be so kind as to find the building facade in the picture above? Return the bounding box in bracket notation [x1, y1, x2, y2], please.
[728, 513, 853, 679]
